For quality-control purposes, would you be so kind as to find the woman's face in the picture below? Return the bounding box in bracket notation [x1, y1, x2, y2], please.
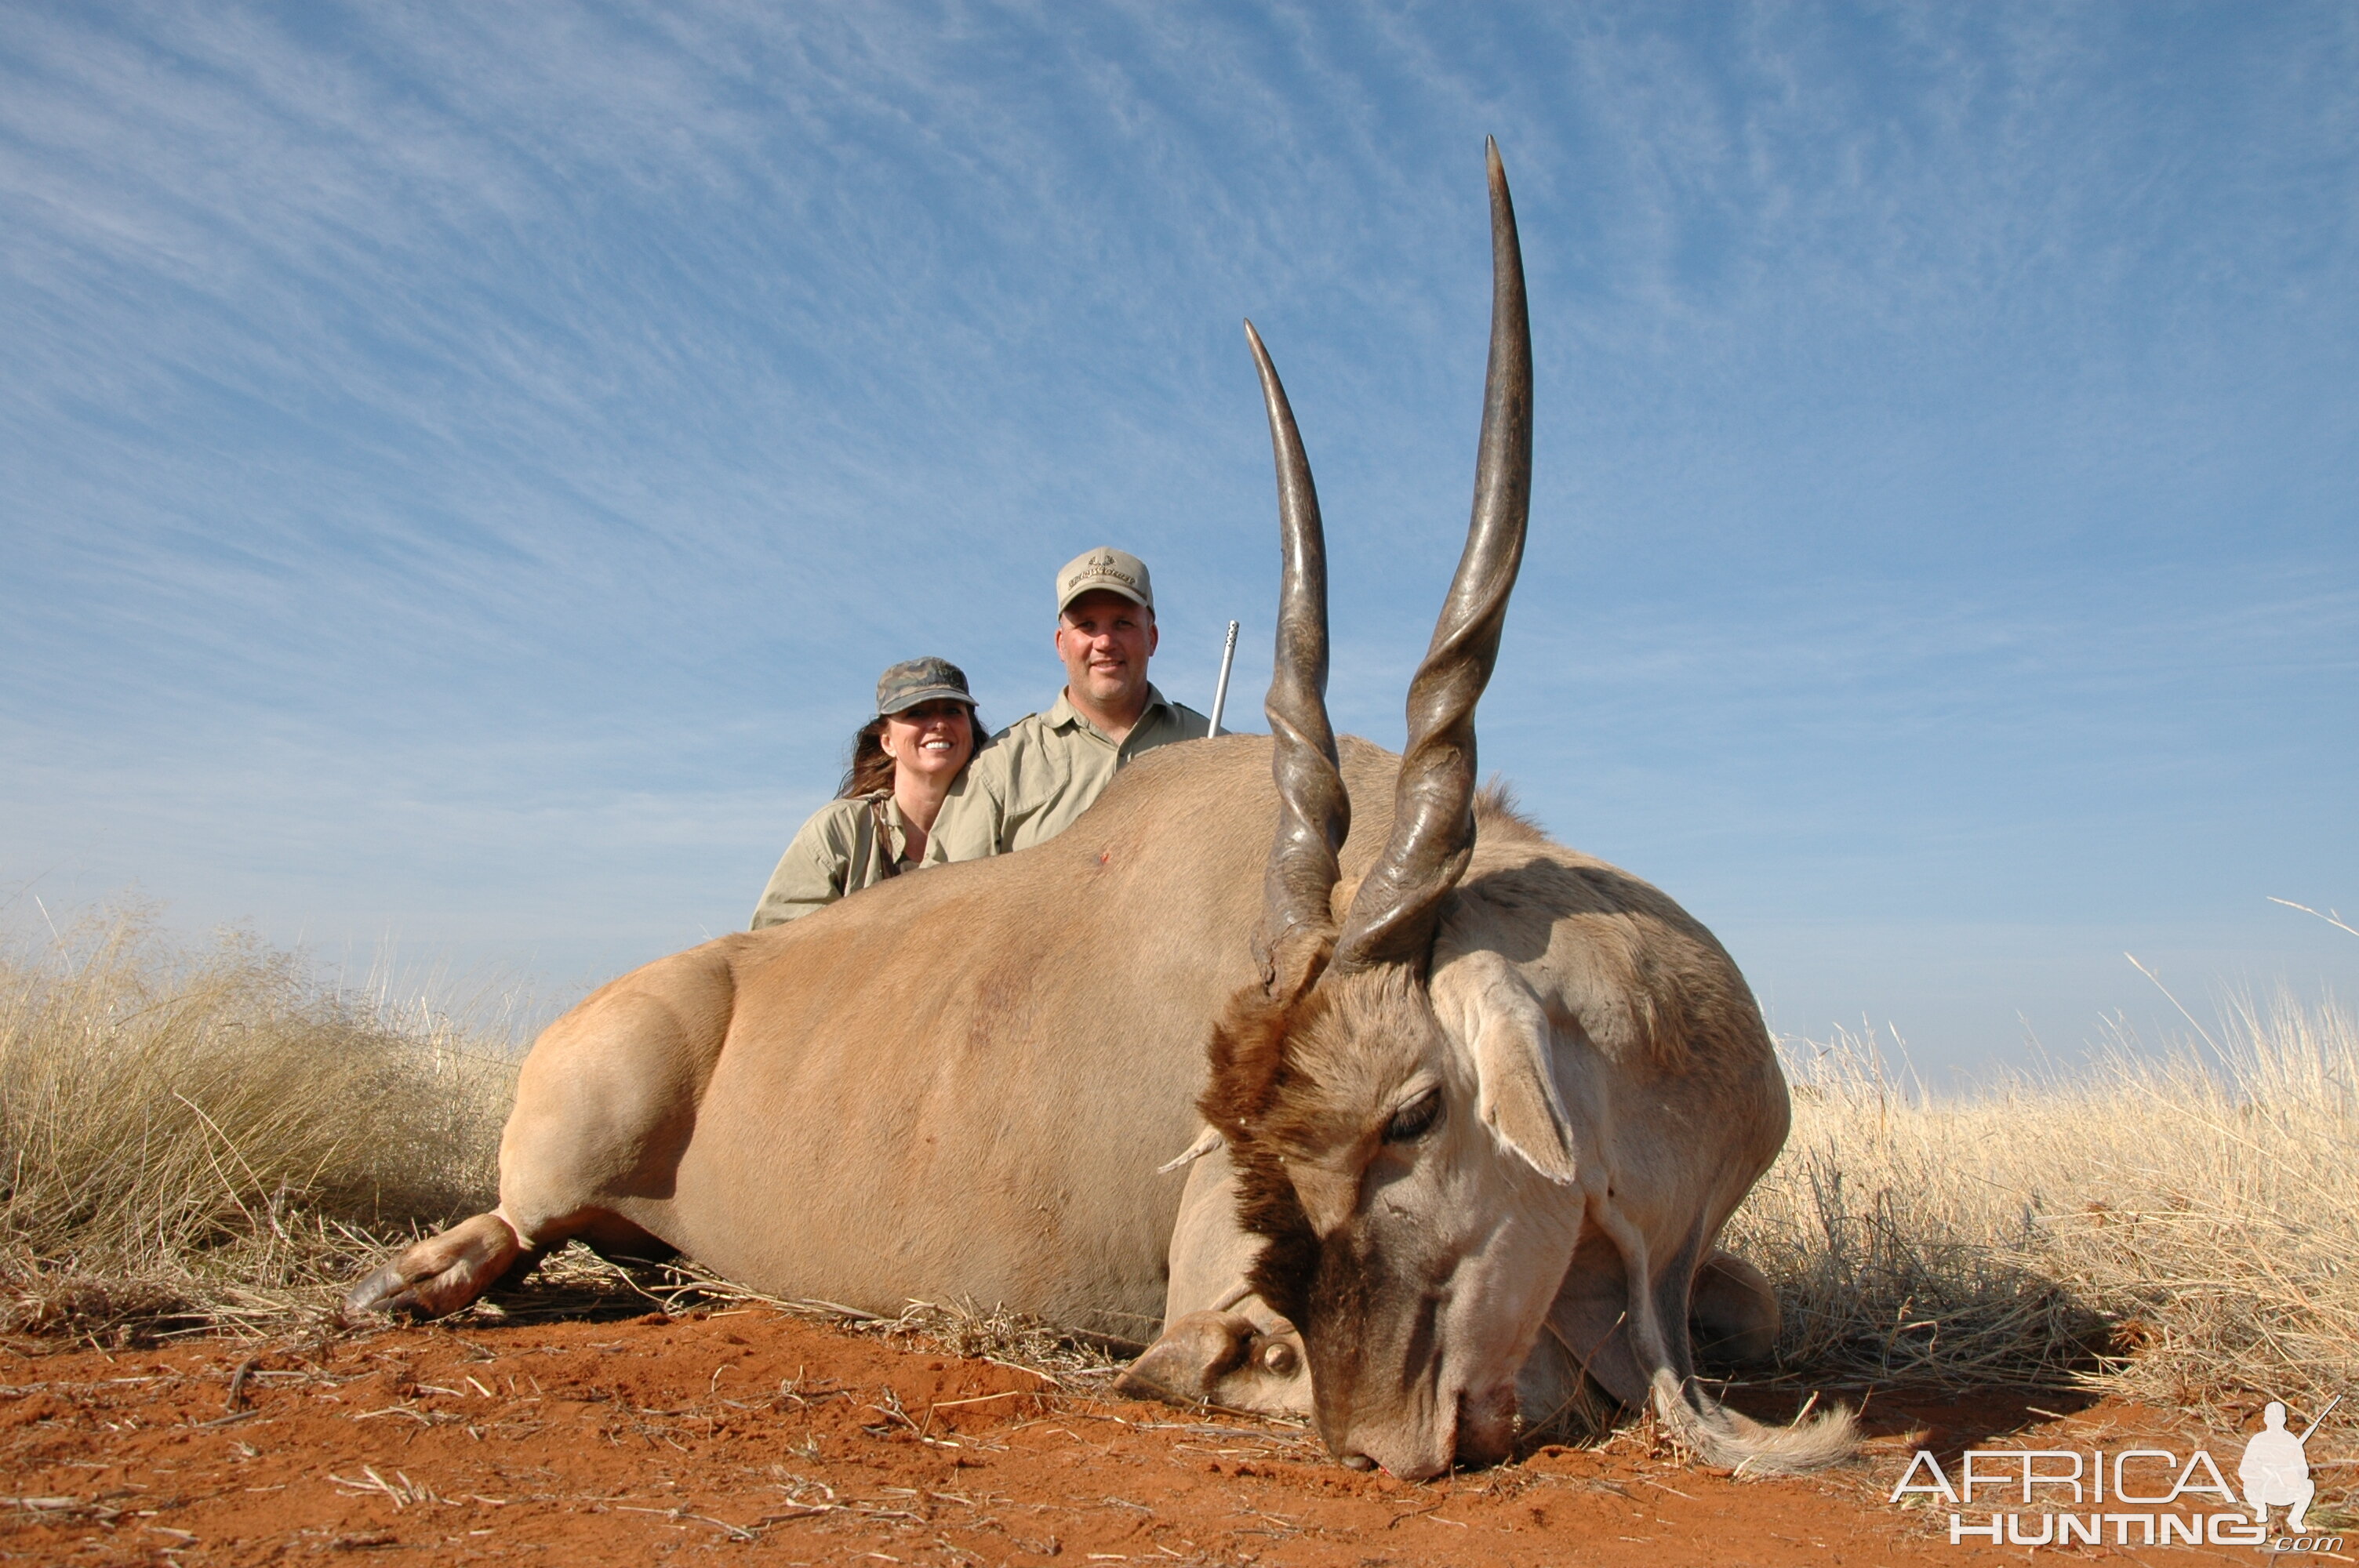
[879, 699, 976, 785]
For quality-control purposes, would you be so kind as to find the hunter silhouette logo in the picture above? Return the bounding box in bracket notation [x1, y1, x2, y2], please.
[2241, 1397, 2333, 1533]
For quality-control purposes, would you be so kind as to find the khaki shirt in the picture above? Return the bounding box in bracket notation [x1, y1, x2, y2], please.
[751, 793, 938, 928]
[928, 683, 1210, 860]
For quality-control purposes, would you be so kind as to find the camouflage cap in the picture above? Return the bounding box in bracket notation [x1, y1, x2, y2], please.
[874, 656, 976, 717]
[1056, 546, 1154, 613]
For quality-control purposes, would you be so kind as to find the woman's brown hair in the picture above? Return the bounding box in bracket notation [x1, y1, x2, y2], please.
[837, 706, 989, 799]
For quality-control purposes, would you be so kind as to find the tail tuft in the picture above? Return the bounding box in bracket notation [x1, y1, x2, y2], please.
[1648, 1370, 1859, 1476]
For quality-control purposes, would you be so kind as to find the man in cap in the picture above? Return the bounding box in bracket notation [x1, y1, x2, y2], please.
[929, 547, 1209, 858]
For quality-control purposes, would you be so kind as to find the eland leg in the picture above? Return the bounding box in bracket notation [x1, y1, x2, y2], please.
[1523, 1236, 1779, 1425]
[1521, 1223, 1652, 1443]
[343, 1211, 529, 1320]
[344, 944, 735, 1321]
[1690, 1247, 1780, 1368]
[1115, 1141, 1310, 1414]
[1582, 1197, 1855, 1473]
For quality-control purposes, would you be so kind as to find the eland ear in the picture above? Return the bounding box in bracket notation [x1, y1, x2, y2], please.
[1435, 953, 1583, 1185]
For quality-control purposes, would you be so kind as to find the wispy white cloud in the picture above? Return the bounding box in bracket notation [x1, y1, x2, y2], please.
[2, 2, 2354, 1068]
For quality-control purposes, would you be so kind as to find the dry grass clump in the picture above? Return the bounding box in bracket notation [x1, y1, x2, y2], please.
[0, 906, 516, 1339]
[1730, 990, 2359, 1420]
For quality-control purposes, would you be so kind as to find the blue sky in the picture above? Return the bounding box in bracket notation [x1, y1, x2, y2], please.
[4, 2, 2354, 1074]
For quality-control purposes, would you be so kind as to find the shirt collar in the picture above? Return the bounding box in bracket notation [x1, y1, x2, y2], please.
[869, 792, 916, 855]
[1047, 682, 1170, 739]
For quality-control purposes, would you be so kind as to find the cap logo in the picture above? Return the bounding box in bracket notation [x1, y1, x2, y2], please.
[1056, 546, 1152, 610]
[1067, 554, 1137, 589]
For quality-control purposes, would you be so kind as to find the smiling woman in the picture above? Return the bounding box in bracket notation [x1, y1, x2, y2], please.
[749, 657, 989, 927]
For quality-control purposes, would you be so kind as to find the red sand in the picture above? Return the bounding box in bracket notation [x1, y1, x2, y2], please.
[0, 1310, 2291, 1564]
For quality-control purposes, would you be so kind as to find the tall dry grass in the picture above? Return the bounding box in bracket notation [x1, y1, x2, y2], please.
[1729, 992, 2359, 1417]
[0, 907, 515, 1338]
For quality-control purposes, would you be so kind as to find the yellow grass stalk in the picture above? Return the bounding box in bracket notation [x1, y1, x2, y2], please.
[1729, 995, 2359, 1418]
[0, 906, 513, 1338]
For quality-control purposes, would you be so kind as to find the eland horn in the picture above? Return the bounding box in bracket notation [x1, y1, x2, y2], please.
[1245, 318, 1349, 996]
[1332, 137, 1532, 975]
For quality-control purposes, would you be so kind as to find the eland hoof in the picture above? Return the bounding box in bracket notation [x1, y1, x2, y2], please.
[1116, 1309, 1310, 1414]
[343, 1212, 525, 1323]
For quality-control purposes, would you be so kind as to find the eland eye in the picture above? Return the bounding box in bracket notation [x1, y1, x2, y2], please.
[1383, 1089, 1442, 1145]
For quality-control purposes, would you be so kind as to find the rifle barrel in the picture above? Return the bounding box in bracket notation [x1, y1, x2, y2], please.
[1207, 619, 1241, 736]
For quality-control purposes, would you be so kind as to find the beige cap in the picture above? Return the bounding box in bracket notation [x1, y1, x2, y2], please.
[1056, 546, 1154, 613]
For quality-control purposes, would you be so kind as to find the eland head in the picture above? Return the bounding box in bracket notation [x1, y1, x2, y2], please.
[1201, 140, 1584, 1477]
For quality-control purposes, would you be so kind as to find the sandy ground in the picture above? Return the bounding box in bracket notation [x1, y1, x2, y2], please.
[0, 1304, 2327, 1566]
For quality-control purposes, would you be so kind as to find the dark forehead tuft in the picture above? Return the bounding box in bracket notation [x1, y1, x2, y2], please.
[1201, 968, 1434, 1160]
[1199, 965, 1443, 1323]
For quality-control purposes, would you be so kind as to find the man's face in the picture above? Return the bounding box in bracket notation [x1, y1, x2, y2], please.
[1055, 590, 1158, 716]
